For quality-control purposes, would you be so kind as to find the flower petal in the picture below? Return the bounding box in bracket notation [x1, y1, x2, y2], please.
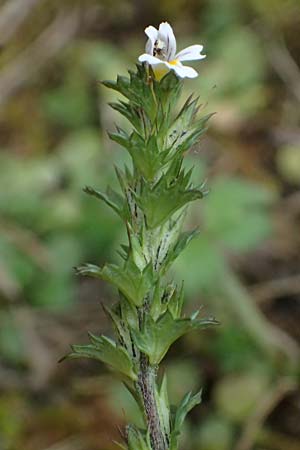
[138, 53, 171, 80]
[176, 45, 206, 62]
[168, 62, 198, 79]
[144, 25, 158, 55]
[158, 22, 176, 60]
[138, 53, 167, 66]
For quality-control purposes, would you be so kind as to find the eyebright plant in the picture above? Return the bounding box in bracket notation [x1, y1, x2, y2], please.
[61, 22, 218, 450]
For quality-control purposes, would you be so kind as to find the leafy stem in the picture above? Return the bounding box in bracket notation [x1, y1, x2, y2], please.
[61, 64, 218, 450]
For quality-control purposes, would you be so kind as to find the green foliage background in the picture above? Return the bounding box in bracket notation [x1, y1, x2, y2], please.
[0, 0, 300, 449]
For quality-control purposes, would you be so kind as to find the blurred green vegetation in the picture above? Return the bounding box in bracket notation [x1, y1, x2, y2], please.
[0, 0, 300, 449]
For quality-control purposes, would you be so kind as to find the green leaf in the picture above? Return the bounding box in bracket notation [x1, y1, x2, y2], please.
[103, 65, 157, 121]
[120, 294, 139, 331]
[101, 261, 153, 307]
[155, 70, 183, 116]
[163, 228, 200, 271]
[127, 223, 148, 271]
[109, 126, 131, 148]
[173, 114, 213, 157]
[149, 280, 164, 321]
[155, 374, 170, 439]
[166, 92, 213, 157]
[166, 95, 199, 146]
[109, 98, 154, 139]
[144, 212, 186, 273]
[127, 425, 152, 450]
[149, 282, 176, 321]
[61, 334, 137, 380]
[114, 165, 140, 223]
[168, 282, 184, 320]
[75, 260, 154, 307]
[103, 304, 134, 356]
[170, 391, 202, 449]
[132, 311, 218, 364]
[102, 75, 131, 98]
[112, 130, 168, 181]
[84, 185, 126, 219]
[136, 174, 205, 229]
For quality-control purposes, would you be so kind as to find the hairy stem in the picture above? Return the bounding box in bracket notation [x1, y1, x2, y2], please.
[136, 302, 167, 450]
[138, 354, 167, 450]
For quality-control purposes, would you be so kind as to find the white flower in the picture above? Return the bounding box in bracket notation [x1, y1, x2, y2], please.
[138, 22, 206, 80]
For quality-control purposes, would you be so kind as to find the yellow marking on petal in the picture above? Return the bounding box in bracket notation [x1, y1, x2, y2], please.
[153, 66, 169, 80]
[152, 59, 179, 81]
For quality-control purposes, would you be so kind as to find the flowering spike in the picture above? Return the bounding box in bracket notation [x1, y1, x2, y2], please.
[62, 24, 217, 450]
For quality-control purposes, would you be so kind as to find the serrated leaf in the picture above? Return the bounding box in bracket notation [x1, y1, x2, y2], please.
[76, 260, 154, 307]
[152, 212, 187, 272]
[102, 261, 154, 306]
[149, 281, 176, 321]
[120, 294, 139, 331]
[84, 185, 126, 219]
[168, 282, 184, 319]
[169, 391, 202, 449]
[155, 374, 170, 439]
[166, 95, 199, 147]
[114, 165, 139, 221]
[127, 223, 148, 271]
[61, 334, 137, 380]
[174, 113, 213, 157]
[103, 65, 158, 122]
[111, 130, 163, 181]
[149, 280, 164, 321]
[127, 425, 152, 450]
[136, 175, 205, 229]
[163, 228, 200, 271]
[102, 75, 131, 98]
[129, 133, 168, 181]
[109, 126, 131, 148]
[155, 70, 183, 116]
[166, 96, 213, 156]
[132, 311, 218, 364]
[103, 304, 133, 356]
[109, 101, 142, 132]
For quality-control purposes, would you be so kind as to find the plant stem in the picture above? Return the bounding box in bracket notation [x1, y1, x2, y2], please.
[138, 354, 167, 450]
[136, 301, 167, 450]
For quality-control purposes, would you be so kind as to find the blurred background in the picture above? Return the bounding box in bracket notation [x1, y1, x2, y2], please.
[0, 0, 300, 449]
